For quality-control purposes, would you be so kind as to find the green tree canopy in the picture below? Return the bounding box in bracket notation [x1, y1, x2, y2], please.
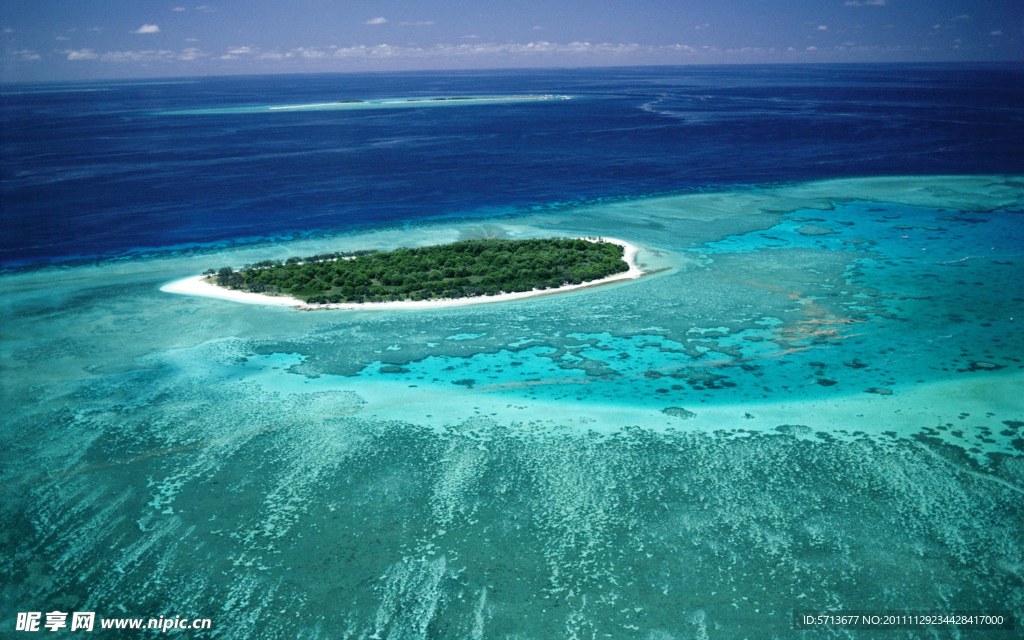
[208, 238, 629, 305]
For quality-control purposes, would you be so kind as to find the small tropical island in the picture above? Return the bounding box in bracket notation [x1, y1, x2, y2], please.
[162, 237, 643, 310]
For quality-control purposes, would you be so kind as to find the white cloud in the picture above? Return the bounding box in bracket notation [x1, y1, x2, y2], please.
[63, 47, 208, 63]
[533, 26, 542, 30]
[462, 35, 481, 39]
[102, 50, 159, 62]
[844, 0, 886, 5]
[990, 30, 1002, 36]
[135, 24, 161, 34]
[185, 37, 199, 42]
[14, 49, 41, 60]
[65, 49, 98, 60]
[282, 47, 321, 59]
[317, 40, 696, 61]
[817, 25, 828, 31]
[56, 36, 71, 41]
[694, 23, 709, 30]
[173, 6, 186, 11]
[48, 39, 861, 68]
[365, 17, 387, 25]
[3, 28, 14, 34]
[399, 21, 434, 26]
[951, 14, 970, 21]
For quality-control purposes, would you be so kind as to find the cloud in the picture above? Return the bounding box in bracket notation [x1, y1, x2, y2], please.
[134, 24, 161, 34]
[990, 30, 1002, 36]
[951, 14, 970, 21]
[399, 21, 434, 26]
[533, 26, 542, 30]
[694, 23, 709, 30]
[3, 28, 13, 34]
[13, 49, 41, 61]
[844, 0, 886, 5]
[462, 35, 481, 39]
[61, 47, 208, 63]
[173, 6, 186, 11]
[56, 36, 71, 41]
[320, 41, 687, 61]
[817, 25, 828, 30]
[50, 39, 878, 69]
[65, 49, 98, 60]
[365, 17, 387, 25]
[102, 50, 172, 62]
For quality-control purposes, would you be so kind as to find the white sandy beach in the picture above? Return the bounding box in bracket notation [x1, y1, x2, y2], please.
[160, 237, 645, 311]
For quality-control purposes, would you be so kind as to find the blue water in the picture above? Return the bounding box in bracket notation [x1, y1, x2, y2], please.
[3, 64, 1024, 268]
[2, 66, 1024, 638]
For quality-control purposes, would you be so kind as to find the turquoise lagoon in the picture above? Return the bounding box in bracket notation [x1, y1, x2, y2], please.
[1, 176, 1023, 638]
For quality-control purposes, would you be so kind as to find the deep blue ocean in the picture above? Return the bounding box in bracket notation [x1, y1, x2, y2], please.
[3, 64, 1023, 267]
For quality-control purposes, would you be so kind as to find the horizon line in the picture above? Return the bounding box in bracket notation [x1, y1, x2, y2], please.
[4, 58, 1024, 86]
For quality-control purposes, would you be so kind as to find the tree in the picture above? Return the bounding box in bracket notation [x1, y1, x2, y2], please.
[216, 266, 233, 286]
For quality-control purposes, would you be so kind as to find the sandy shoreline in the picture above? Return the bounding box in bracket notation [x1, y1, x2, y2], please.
[160, 237, 645, 311]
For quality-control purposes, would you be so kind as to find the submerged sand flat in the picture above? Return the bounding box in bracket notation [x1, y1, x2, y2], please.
[161, 237, 645, 310]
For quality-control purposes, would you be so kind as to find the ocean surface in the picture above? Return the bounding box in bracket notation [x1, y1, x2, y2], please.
[1, 65, 1023, 638]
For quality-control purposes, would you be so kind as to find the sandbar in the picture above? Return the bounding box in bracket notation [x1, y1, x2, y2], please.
[157, 95, 570, 116]
[160, 237, 645, 311]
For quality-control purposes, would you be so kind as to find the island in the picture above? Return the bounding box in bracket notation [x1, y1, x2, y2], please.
[161, 237, 644, 310]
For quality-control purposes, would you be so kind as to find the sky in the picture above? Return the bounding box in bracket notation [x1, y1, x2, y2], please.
[1, 0, 1022, 82]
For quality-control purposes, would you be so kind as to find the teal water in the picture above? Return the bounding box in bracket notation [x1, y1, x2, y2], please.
[2, 176, 1023, 638]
